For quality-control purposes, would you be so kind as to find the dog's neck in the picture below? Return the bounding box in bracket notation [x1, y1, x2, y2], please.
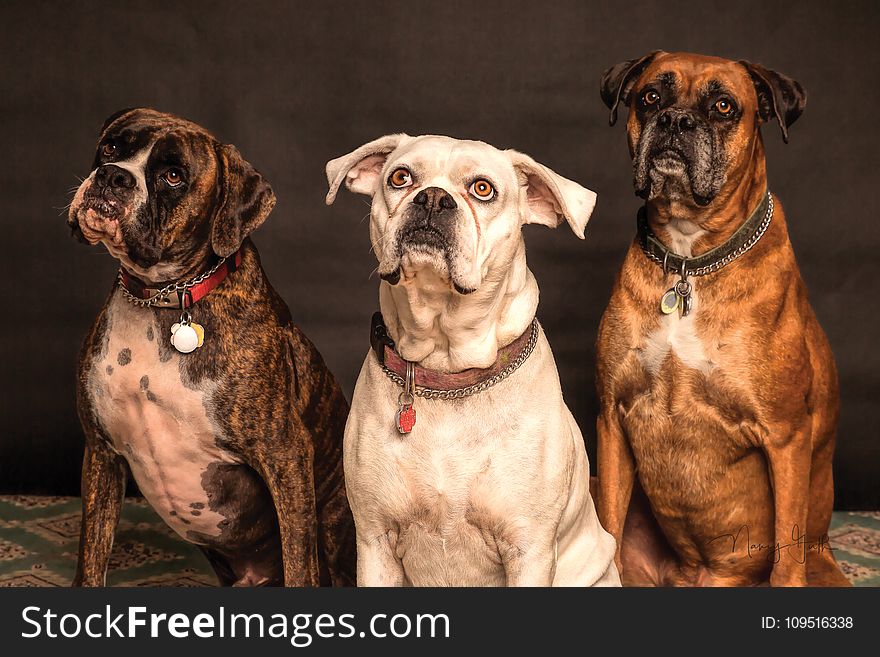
[647, 138, 768, 257]
[379, 241, 538, 373]
[117, 243, 222, 288]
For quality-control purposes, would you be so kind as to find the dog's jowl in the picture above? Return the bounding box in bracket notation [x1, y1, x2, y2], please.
[68, 108, 355, 587]
[595, 52, 848, 586]
[326, 135, 619, 586]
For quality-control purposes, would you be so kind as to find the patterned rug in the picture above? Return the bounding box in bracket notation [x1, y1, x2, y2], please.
[1, 495, 878, 586]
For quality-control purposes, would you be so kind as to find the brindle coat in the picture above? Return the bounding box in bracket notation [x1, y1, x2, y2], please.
[596, 53, 848, 587]
[69, 109, 355, 586]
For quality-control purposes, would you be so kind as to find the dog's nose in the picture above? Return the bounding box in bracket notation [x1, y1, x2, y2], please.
[658, 108, 696, 134]
[412, 187, 458, 212]
[95, 164, 136, 190]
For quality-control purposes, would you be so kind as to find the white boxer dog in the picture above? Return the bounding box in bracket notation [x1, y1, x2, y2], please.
[325, 134, 619, 586]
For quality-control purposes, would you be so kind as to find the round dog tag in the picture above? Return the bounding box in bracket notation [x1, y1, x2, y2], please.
[660, 288, 679, 315]
[171, 323, 199, 354]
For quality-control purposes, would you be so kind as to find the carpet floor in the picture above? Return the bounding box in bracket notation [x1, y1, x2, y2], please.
[1, 495, 878, 586]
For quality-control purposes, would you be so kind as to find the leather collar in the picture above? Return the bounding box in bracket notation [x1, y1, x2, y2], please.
[118, 249, 242, 310]
[370, 312, 538, 392]
[637, 190, 772, 277]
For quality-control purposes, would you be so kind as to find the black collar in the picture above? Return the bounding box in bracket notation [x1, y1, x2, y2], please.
[637, 190, 773, 277]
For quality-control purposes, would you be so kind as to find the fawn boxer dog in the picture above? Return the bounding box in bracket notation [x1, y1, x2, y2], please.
[596, 52, 848, 586]
[68, 108, 355, 586]
[325, 134, 619, 586]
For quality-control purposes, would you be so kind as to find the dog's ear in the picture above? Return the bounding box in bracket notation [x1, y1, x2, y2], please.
[508, 151, 596, 240]
[739, 61, 806, 144]
[210, 143, 276, 258]
[99, 108, 138, 136]
[600, 51, 662, 126]
[325, 134, 408, 204]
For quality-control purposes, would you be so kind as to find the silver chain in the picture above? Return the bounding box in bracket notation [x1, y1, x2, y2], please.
[380, 318, 540, 400]
[641, 194, 774, 277]
[117, 256, 228, 308]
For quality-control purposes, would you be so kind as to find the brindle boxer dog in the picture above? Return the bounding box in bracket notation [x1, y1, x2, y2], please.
[596, 52, 849, 586]
[67, 108, 355, 587]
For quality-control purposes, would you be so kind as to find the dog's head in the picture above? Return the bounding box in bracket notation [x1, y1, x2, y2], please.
[325, 134, 595, 294]
[601, 51, 805, 208]
[68, 108, 275, 281]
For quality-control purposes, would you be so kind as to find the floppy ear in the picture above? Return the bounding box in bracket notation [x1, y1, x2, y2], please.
[210, 143, 276, 258]
[508, 151, 597, 240]
[600, 51, 662, 126]
[739, 61, 806, 144]
[325, 134, 408, 204]
[99, 107, 138, 136]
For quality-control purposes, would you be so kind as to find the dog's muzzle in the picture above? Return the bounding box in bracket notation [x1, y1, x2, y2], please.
[74, 164, 138, 243]
[399, 186, 458, 250]
[635, 108, 720, 206]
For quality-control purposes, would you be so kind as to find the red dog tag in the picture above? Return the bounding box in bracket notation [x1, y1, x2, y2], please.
[396, 404, 416, 434]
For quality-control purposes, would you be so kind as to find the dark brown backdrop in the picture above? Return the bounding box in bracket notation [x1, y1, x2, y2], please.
[0, 0, 877, 507]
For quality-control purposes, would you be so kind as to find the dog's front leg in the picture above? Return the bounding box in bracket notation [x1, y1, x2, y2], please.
[596, 406, 635, 574]
[73, 437, 126, 587]
[357, 531, 405, 586]
[503, 539, 556, 587]
[255, 429, 321, 587]
[764, 422, 812, 587]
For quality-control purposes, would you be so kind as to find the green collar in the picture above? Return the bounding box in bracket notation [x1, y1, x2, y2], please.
[637, 190, 773, 278]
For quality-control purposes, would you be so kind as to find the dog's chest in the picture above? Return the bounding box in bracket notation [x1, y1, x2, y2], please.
[350, 379, 557, 584]
[638, 289, 714, 376]
[622, 284, 765, 496]
[87, 298, 239, 541]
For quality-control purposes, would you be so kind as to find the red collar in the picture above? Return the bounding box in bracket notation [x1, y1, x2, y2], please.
[370, 312, 538, 391]
[118, 249, 242, 309]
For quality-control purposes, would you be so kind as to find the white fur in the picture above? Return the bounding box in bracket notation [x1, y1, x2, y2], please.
[88, 294, 240, 542]
[327, 135, 618, 586]
[639, 289, 713, 375]
[638, 219, 714, 375]
[663, 218, 706, 258]
[109, 147, 151, 204]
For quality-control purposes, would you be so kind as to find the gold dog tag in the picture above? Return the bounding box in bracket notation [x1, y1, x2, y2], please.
[660, 288, 679, 315]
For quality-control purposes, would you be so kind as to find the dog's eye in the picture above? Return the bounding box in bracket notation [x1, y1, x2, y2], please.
[468, 179, 495, 201]
[162, 168, 184, 187]
[714, 99, 734, 115]
[101, 142, 117, 158]
[643, 90, 661, 106]
[388, 168, 413, 189]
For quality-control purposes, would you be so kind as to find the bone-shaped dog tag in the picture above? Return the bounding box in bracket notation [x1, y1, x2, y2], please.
[396, 403, 416, 434]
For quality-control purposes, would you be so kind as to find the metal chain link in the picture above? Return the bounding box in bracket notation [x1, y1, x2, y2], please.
[117, 256, 228, 308]
[380, 318, 540, 400]
[640, 194, 774, 277]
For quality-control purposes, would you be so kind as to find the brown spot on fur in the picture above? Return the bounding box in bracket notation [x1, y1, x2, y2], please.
[117, 348, 131, 366]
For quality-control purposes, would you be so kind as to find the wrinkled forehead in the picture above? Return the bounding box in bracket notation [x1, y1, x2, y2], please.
[390, 136, 515, 182]
[97, 109, 217, 161]
[637, 53, 754, 101]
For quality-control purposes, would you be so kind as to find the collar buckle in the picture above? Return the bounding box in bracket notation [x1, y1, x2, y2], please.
[370, 311, 396, 365]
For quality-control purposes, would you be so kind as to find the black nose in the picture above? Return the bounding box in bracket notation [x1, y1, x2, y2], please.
[657, 108, 696, 134]
[412, 187, 458, 212]
[95, 164, 136, 190]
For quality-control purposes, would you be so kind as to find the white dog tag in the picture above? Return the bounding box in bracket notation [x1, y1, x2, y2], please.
[170, 312, 205, 354]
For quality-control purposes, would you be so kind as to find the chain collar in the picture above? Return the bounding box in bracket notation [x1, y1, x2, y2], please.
[637, 190, 773, 278]
[117, 249, 241, 309]
[372, 314, 540, 401]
